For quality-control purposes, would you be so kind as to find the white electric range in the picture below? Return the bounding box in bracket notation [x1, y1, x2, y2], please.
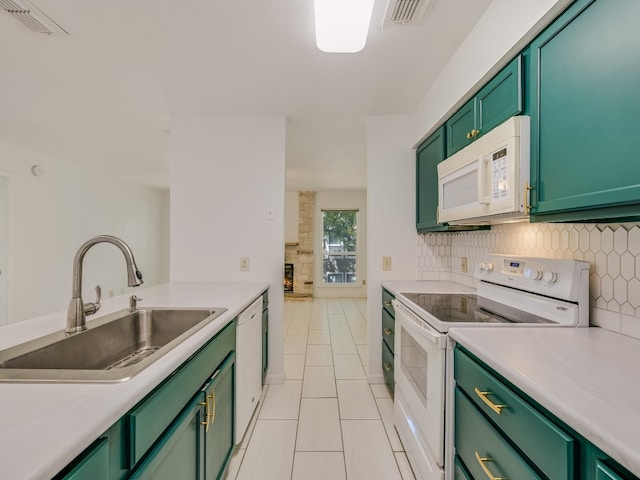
[390, 254, 590, 480]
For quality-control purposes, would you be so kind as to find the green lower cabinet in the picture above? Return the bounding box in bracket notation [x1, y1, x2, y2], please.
[204, 354, 235, 480]
[129, 395, 205, 480]
[381, 340, 394, 394]
[262, 298, 269, 383]
[454, 346, 639, 480]
[585, 445, 639, 480]
[131, 353, 235, 480]
[454, 455, 473, 480]
[455, 388, 542, 480]
[529, 0, 640, 222]
[55, 320, 238, 480]
[55, 438, 109, 480]
[381, 289, 395, 394]
[596, 462, 625, 480]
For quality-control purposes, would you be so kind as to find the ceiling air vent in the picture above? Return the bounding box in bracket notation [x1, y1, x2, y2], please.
[0, 0, 68, 34]
[383, 0, 431, 26]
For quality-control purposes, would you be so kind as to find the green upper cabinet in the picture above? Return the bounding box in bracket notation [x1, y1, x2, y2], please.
[477, 56, 524, 134]
[529, 0, 640, 222]
[446, 99, 476, 155]
[416, 126, 447, 232]
[446, 55, 523, 156]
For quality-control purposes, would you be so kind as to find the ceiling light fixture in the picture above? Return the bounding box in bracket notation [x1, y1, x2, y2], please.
[0, 0, 68, 35]
[313, 0, 375, 53]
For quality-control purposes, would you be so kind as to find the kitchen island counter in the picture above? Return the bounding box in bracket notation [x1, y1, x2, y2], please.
[0, 281, 268, 480]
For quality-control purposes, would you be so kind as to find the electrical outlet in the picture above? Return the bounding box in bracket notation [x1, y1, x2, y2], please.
[382, 256, 392, 271]
[461, 257, 468, 273]
[240, 257, 250, 271]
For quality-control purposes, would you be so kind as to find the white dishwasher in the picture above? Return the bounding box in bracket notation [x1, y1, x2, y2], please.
[235, 296, 263, 444]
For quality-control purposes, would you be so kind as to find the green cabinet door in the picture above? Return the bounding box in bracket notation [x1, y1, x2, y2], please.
[56, 438, 109, 480]
[446, 99, 476, 156]
[204, 353, 235, 480]
[477, 55, 523, 135]
[129, 394, 205, 480]
[529, 0, 640, 222]
[445, 56, 523, 157]
[416, 126, 447, 231]
[381, 339, 394, 394]
[262, 304, 268, 383]
[596, 462, 625, 480]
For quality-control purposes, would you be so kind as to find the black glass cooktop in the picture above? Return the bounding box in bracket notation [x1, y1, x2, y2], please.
[400, 292, 552, 324]
[400, 293, 510, 324]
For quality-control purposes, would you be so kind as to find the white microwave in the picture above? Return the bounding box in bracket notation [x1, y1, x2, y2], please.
[437, 115, 530, 225]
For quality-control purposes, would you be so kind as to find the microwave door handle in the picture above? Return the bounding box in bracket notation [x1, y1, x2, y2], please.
[477, 154, 492, 205]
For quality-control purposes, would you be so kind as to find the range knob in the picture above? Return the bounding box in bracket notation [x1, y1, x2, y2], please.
[524, 268, 542, 280]
[542, 271, 558, 284]
[479, 262, 494, 272]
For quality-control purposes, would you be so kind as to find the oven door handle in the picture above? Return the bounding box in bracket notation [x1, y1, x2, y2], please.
[393, 300, 446, 348]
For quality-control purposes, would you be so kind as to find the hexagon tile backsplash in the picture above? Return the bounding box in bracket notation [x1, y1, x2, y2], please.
[417, 222, 640, 340]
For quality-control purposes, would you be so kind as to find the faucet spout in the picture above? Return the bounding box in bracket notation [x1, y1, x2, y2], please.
[66, 235, 143, 334]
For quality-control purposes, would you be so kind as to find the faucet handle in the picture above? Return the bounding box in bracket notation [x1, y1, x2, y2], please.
[129, 294, 143, 312]
[83, 285, 102, 316]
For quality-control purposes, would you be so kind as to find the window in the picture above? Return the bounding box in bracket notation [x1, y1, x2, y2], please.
[322, 210, 357, 284]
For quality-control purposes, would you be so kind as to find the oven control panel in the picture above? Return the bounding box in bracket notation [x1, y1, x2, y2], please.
[475, 254, 590, 303]
[502, 259, 525, 276]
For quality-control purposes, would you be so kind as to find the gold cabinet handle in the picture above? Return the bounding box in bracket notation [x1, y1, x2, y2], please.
[475, 451, 507, 480]
[474, 387, 506, 415]
[466, 129, 480, 139]
[523, 181, 533, 214]
[383, 363, 392, 372]
[209, 389, 216, 425]
[199, 397, 210, 432]
[383, 328, 393, 336]
[383, 301, 392, 308]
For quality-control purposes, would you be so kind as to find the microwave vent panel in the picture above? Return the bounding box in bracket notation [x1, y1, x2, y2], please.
[0, 0, 68, 34]
[383, 0, 431, 26]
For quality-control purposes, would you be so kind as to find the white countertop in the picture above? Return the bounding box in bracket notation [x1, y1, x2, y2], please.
[449, 326, 640, 476]
[0, 281, 268, 480]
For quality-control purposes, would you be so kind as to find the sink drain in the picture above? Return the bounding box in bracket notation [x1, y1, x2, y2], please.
[106, 347, 160, 370]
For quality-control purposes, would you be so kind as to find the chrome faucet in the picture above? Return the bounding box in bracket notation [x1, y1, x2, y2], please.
[66, 235, 143, 334]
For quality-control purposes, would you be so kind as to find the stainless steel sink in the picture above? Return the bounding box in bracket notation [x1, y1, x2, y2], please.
[0, 307, 227, 383]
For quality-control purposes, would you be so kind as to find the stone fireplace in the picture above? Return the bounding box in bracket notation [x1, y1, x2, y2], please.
[284, 263, 294, 292]
[284, 191, 315, 297]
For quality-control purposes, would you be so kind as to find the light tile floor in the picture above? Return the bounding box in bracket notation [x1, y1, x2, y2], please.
[223, 298, 416, 480]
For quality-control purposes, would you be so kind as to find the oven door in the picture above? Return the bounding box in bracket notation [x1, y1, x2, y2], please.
[393, 300, 447, 480]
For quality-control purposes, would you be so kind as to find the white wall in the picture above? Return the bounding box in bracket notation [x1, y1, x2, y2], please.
[0, 141, 169, 324]
[366, 116, 417, 383]
[170, 115, 286, 384]
[314, 190, 367, 298]
[412, 0, 573, 144]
